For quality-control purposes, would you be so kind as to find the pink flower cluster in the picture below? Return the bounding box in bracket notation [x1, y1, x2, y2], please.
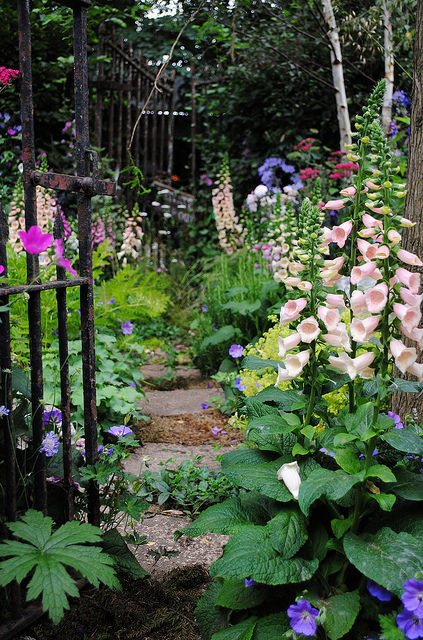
[329, 161, 359, 180]
[294, 137, 315, 152]
[212, 158, 245, 254]
[0, 66, 19, 86]
[300, 167, 320, 180]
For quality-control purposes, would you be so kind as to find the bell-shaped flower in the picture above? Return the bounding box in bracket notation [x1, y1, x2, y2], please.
[366, 179, 382, 190]
[390, 338, 417, 374]
[298, 280, 312, 291]
[401, 323, 423, 347]
[351, 316, 380, 344]
[393, 303, 421, 332]
[328, 351, 375, 380]
[387, 229, 401, 245]
[277, 461, 301, 500]
[365, 282, 388, 314]
[397, 248, 423, 267]
[278, 333, 301, 358]
[279, 298, 308, 326]
[339, 185, 356, 197]
[297, 316, 321, 343]
[400, 287, 423, 308]
[289, 261, 306, 275]
[317, 306, 340, 331]
[358, 239, 390, 261]
[332, 221, 353, 248]
[320, 227, 333, 249]
[399, 217, 416, 228]
[358, 227, 380, 239]
[351, 290, 368, 316]
[362, 213, 383, 230]
[275, 350, 310, 383]
[323, 199, 346, 210]
[284, 276, 302, 288]
[395, 267, 421, 294]
[351, 261, 381, 284]
[325, 293, 346, 309]
[408, 361, 423, 382]
[322, 324, 352, 352]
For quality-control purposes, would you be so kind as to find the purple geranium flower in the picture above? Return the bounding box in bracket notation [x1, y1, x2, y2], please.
[287, 599, 320, 637]
[201, 305, 207, 312]
[211, 426, 222, 436]
[201, 403, 208, 410]
[402, 580, 423, 617]
[43, 409, 62, 427]
[40, 431, 60, 457]
[397, 609, 423, 639]
[229, 344, 243, 358]
[107, 425, 133, 437]
[0, 405, 10, 416]
[121, 320, 134, 335]
[244, 578, 258, 587]
[387, 410, 404, 429]
[235, 377, 246, 392]
[367, 580, 392, 602]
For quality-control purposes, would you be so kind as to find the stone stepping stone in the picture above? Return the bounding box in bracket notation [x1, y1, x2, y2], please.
[141, 388, 222, 416]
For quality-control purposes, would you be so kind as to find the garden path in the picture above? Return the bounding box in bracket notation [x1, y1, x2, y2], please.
[120, 360, 240, 580]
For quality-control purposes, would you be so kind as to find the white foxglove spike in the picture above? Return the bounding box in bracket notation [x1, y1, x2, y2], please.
[277, 461, 301, 500]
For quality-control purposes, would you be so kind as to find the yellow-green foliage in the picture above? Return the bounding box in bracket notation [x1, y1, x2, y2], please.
[239, 316, 349, 416]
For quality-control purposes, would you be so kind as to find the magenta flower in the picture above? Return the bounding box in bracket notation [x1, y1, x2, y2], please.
[19, 225, 53, 254]
[54, 239, 77, 277]
[287, 599, 320, 637]
[107, 425, 133, 437]
[229, 344, 243, 358]
[121, 321, 134, 335]
[0, 265, 4, 275]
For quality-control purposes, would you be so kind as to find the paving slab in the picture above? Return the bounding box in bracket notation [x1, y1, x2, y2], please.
[141, 364, 203, 387]
[123, 442, 237, 475]
[142, 388, 222, 416]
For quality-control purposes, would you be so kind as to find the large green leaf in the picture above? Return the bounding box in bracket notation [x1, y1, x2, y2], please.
[299, 469, 363, 516]
[177, 493, 277, 539]
[221, 448, 275, 469]
[220, 300, 262, 316]
[252, 387, 307, 411]
[102, 528, 149, 579]
[322, 591, 360, 640]
[381, 429, 423, 455]
[247, 413, 300, 432]
[241, 355, 279, 370]
[210, 525, 318, 585]
[385, 467, 423, 501]
[216, 579, 267, 610]
[196, 581, 229, 640]
[248, 429, 296, 455]
[244, 398, 279, 419]
[344, 403, 374, 436]
[387, 378, 422, 393]
[212, 618, 257, 640]
[266, 507, 307, 558]
[253, 613, 290, 639]
[202, 325, 241, 348]
[223, 458, 294, 501]
[343, 528, 423, 597]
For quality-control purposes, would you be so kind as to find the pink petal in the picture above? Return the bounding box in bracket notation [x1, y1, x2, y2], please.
[297, 317, 321, 343]
[339, 186, 356, 197]
[323, 199, 346, 210]
[325, 293, 346, 309]
[351, 261, 377, 284]
[365, 283, 388, 314]
[397, 249, 423, 267]
[395, 267, 421, 294]
[19, 225, 53, 254]
[351, 290, 368, 316]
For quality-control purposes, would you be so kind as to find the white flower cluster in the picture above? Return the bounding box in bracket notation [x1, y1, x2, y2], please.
[212, 158, 245, 254]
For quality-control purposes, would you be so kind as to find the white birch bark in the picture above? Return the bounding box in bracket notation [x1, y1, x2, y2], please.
[381, 0, 394, 131]
[321, 0, 351, 150]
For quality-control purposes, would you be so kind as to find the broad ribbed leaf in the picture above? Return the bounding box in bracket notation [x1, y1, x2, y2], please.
[216, 579, 267, 610]
[242, 355, 279, 370]
[212, 618, 257, 640]
[221, 448, 275, 469]
[343, 528, 423, 597]
[102, 528, 149, 579]
[381, 429, 423, 455]
[266, 508, 307, 558]
[210, 526, 318, 585]
[248, 429, 296, 455]
[385, 468, 423, 501]
[323, 591, 360, 640]
[253, 613, 290, 638]
[224, 459, 293, 501]
[248, 413, 300, 431]
[333, 448, 361, 474]
[196, 581, 229, 640]
[7, 510, 52, 548]
[299, 469, 363, 516]
[177, 494, 276, 539]
[365, 464, 396, 483]
[345, 403, 374, 436]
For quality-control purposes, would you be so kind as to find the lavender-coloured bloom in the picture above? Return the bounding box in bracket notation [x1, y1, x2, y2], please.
[244, 578, 257, 587]
[0, 405, 10, 416]
[201, 403, 208, 410]
[40, 431, 60, 457]
[287, 599, 320, 637]
[320, 447, 335, 458]
[43, 409, 62, 427]
[121, 320, 134, 335]
[367, 580, 392, 602]
[229, 344, 243, 358]
[201, 305, 207, 312]
[212, 426, 222, 436]
[129, 381, 136, 388]
[397, 609, 423, 639]
[402, 580, 423, 617]
[235, 377, 247, 392]
[387, 410, 404, 429]
[108, 425, 133, 437]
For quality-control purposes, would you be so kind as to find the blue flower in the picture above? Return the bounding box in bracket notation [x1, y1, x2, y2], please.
[402, 580, 423, 618]
[387, 410, 404, 429]
[287, 599, 320, 637]
[235, 377, 246, 392]
[201, 403, 208, 410]
[212, 426, 222, 436]
[367, 580, 392, 602]
[229, 344, 243, 358]
[121, 320, 134, 335]
[107, 425, 133, 437]
[40, 431, 60, 457]
[202, 305, 207, 312]
[244, 578, 257, 587]
[0, 405, 10, 416]
[43, 409, 62, 427]
[397, 609, 423, 639]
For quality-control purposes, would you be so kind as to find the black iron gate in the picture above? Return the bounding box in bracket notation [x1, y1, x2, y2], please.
[0, 1, 115, 635]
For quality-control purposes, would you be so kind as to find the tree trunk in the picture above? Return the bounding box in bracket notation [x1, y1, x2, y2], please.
[391, 0, 423, 421]
[381, 0, 394, 131]
[321, 0, 351, 150]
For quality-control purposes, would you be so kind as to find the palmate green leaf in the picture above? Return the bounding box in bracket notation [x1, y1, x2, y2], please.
[381, 428, 423, 455]
[7, 509, 53, 548]
[223, 459, 293, 501]
[266, 507, 307, 558]
[322, 591, 360, 640]
[299, 469, 364, 516]
[216, 578, 267, 610]
[210, 525, 318, 585]
[385, 467, 423, 501]
[177, 493, 277, 539]
[26, 557, 79, 624]
[44, 519, 103, 550]
[212, 617, 257, 640]
[343, 528, 423, 597]
[0, 547, 38, 585]
[48, 546, 120, 588]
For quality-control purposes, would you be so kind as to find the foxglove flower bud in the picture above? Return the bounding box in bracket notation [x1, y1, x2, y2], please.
[277, 461, 301, 499]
